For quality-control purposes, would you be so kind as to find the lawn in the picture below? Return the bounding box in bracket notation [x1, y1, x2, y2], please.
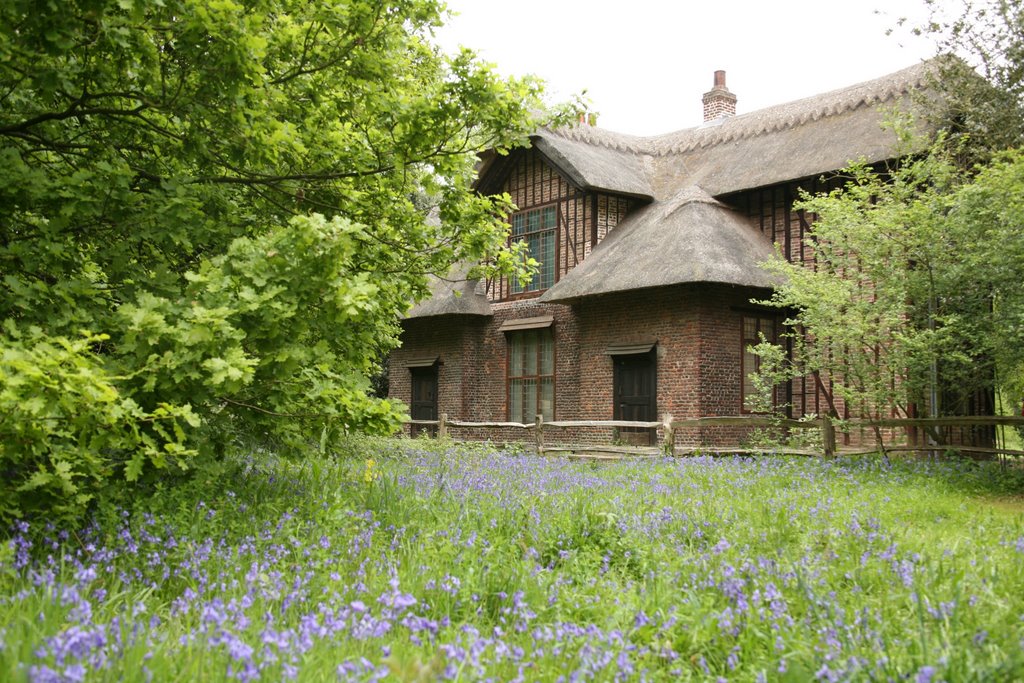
[3, 440, 1024, 682]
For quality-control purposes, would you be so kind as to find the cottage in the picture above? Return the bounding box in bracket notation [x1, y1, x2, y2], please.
[390, 63, 935, 445]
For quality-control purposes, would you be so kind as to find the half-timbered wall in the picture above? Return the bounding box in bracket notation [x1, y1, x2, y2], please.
[487, 149, 634, 301]
[724, 178, 853, 428]
[593, 194, 632, 255]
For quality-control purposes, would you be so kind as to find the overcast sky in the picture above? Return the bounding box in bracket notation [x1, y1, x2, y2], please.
[435, 0, 952, 135]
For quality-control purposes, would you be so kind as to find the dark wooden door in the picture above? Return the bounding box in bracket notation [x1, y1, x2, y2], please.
[614, 352, 656, 445]
[410, 366, 438, 437]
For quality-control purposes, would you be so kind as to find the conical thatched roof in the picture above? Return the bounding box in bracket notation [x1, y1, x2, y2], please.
[539, 186, 778, 303]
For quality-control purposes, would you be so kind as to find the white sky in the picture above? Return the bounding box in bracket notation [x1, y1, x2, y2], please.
[435, 0, 950, 135]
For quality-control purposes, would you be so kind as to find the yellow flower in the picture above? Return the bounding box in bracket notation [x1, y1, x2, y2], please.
[363, 458, 380, 484]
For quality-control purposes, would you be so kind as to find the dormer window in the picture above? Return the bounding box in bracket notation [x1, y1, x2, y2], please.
[510, 205, 557, 294]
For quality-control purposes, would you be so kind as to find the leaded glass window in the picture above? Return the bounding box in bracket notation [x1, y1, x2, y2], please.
[510, 205, 557, 294]
[508, 328, 554, 422]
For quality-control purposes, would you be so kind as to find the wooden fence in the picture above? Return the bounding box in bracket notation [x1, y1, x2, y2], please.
[406, 413, 1024, 459]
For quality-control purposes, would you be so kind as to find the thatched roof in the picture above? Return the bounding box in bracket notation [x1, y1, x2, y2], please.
[405, 263, 491, 318]
[539, 186, 778, 303]
[531, 133, 654, 199]
[540, 60, 934, 200]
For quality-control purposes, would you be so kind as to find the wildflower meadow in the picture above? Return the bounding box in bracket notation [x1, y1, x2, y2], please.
[3, 440, 1024, 682]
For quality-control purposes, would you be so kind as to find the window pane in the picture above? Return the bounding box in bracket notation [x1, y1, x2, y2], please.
[512, 213, 525, 237]
[521, 378, 537, 421]
[539, 332, 553, 375]
[527, 210, 540, 232]
[743, 316, 756, 341]
[527, 234, 542, 290]
[539, 230, 555, 289]
[743, 349, 758, 408]
[524, 332, 537, 375]
[511, 336, 525, 376]
[542, 206, 557, 229]
[540, 377, 554, 421]
[510, 379, 523, 423]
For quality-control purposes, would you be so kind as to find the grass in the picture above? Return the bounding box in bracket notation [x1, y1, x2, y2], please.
[2, 438, 1024, 681]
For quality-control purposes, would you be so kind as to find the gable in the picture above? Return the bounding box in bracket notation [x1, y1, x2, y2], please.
[480, 147, 642, 303]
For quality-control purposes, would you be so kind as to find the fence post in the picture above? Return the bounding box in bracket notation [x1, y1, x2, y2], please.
[535, 414, 544, 456]
[662, 412, 675, 457]
[821, 414, 836, 457]
[438, 412, 448, 440]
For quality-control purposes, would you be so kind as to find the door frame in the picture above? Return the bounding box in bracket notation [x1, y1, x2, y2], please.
[612, 348, 657, 445]
[409, 364, 439, 437]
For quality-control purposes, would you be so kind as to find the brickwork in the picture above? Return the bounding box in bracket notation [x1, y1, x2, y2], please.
[595, 194, 633, 246]
[392, 283, 782, 447]
[702, 90, 737, 121]
[390, 317, 472, 435]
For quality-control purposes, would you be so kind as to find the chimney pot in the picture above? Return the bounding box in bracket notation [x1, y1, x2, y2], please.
[714, 70, 726, 88]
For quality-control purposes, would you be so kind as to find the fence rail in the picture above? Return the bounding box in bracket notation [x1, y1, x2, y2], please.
[407, 413, 1024, 459]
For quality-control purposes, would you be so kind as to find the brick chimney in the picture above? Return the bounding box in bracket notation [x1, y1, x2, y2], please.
[702, 70, 737, 122]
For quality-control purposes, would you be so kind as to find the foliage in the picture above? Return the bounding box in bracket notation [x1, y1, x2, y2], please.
[741, 334, 790, 449]
[3, 442, 1024, 681]
[0, 323, 200, 522]
[0, 0, 558, 523]
[902, 0, 1024, 160]
[761, 131, 1024, 419]
[757, 1, 1024, 424]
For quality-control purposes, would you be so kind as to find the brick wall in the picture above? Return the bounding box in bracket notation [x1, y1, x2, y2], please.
[390, 317, 470, 434]
[392, 283, 780, 447]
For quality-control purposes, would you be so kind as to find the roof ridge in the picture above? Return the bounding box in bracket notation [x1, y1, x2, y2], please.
[549, 124, 647, 153]
[547, 60, 932, 157]
[659, 60, 930, 155]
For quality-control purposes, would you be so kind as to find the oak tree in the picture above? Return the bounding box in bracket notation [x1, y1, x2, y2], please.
[0, 0, 554, 521]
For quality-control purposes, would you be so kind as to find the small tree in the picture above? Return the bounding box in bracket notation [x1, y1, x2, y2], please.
[759, 0, 1024, 437]
[762, 136, 1024, 429]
